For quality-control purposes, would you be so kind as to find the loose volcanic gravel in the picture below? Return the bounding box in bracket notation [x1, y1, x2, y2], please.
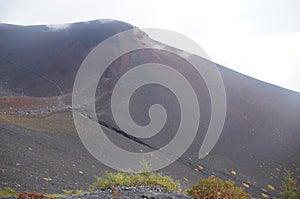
[1, 186, 194, 199]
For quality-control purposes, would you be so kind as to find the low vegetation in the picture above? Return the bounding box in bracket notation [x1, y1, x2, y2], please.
[279, 169, 300, 199]
[187, 176, 250, 199]
[90, 161, 181, 192]
[2, 168, 299, 198]
[0, 112, 76, 135]
[0, 187, 18, 197]
[0, 189, 85, 199]
[91, 171, 181, 192]
[44, 189, 85, 198]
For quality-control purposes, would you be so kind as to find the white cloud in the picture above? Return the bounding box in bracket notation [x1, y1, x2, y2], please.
[197, 20, 300, 90]
[47, 23, 70, 30]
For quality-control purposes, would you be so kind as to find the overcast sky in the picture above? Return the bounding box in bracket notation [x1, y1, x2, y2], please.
[0, 0, 299, 92]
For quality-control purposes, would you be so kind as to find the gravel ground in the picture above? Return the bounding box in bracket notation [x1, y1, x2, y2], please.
[1, 186, 193, 199]
[59, 186, 193, 199]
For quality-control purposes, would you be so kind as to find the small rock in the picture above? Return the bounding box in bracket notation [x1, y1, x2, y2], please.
[42, 177, 52, 181]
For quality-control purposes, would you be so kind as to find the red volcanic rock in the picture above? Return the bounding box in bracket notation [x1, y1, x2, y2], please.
[18, 192, 54, 199]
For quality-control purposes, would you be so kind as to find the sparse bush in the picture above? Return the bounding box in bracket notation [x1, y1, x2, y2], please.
[187, 176, 250, 199]
[45, 189, 85, 198]
[280, 169, 300, 199]
[0, 187, 18, 197]
[91, 171, 181, 192]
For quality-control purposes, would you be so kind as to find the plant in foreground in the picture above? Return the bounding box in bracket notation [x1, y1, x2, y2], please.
[91, 171, 181, 192]
[45, 189, 85, 198]
[279, 169, 300, 199]
[0, 187, 18, 197]
[187, 176, 250, 199]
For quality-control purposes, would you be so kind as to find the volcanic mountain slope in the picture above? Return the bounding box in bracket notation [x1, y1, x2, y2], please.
[0, 20, 133, 97]
[0, 20, 299, 198]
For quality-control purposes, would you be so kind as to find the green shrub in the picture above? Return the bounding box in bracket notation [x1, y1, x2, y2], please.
[0, 187, 18, 197]
[187, 176, 250, 199]
[280, 170, 300, 199]
[45, 189, 85, 198]
[91, 171, 181, 192]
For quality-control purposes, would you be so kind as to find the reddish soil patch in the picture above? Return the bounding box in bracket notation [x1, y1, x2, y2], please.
[0, 96, 58, 111]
